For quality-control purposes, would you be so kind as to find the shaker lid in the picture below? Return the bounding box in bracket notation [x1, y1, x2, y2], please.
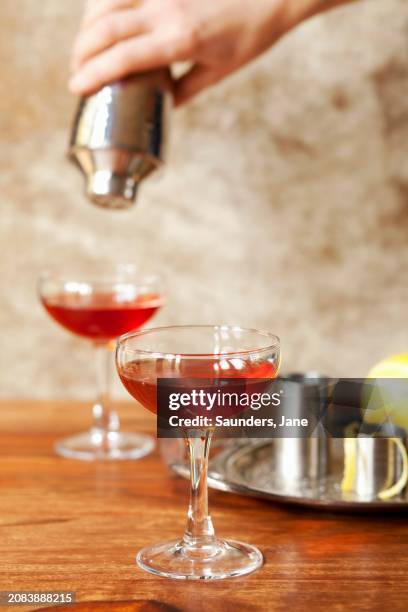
[86, 170, 138, 210]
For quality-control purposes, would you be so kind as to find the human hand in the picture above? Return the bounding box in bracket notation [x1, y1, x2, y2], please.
[69, 0, 354, 105]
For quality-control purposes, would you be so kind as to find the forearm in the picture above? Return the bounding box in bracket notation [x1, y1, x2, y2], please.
[285, 0, 359, 30]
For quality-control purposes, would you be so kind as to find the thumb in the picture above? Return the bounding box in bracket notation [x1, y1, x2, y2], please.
[174, 64, 230, 106]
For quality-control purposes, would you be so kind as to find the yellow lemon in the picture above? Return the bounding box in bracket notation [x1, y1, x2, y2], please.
[368, 354, 408, 379]
[365, 354, 408, 431]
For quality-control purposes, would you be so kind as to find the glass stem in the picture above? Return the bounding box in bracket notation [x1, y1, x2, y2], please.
[92, 343, 120, 441]
[183, 429, 217, 550]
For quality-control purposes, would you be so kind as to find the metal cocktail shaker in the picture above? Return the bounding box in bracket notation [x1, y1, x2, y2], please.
[68, 70, 172, 210]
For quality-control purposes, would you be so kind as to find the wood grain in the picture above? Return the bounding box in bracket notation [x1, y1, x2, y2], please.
[1, 400, 408, 612]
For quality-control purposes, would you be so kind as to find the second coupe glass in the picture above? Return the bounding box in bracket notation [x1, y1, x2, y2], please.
[39, 263, 163, 461]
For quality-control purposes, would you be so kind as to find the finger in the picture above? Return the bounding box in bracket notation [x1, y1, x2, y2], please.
[72, 9, 149, 71]
[69, 34, 177, 95]
[82, 0, 135, 28]
[174, 64, 231, 106]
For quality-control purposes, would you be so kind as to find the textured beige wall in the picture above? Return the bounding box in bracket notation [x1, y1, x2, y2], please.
[1, 0, 408, 398]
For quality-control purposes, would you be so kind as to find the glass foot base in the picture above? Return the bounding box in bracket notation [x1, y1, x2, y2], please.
[55, 429, 155, 461]
[136, 539, 263, 580]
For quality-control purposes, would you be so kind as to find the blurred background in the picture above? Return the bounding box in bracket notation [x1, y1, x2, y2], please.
[1, 0, 408, 399]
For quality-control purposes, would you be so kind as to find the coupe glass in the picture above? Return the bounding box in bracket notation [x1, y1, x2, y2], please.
[116, 325, 280, 580]
[38, 263, 163, 461]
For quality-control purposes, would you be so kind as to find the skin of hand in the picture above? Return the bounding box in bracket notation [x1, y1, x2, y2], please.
[69, 0, 357, 105]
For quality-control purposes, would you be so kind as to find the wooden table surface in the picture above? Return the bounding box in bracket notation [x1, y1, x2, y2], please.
[1, 400, 408, 612]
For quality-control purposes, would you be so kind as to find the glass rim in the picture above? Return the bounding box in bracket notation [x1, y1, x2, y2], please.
[38, 265, 162, 287]
[116, 325, 280, 359]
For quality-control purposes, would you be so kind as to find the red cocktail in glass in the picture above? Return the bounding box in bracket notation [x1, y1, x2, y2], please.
[43, 292, 162, 342]
[116, 325, 280, 580]
[119, 357, 276, 415]
[39, 263, 163, 460]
